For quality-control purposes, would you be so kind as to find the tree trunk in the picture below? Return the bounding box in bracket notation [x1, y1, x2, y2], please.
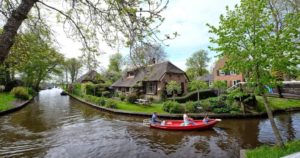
[261, 87, 285, 148]
[4, 63, 11, 84]
[276, 85, 283, 98]
[197, 89, 200, 103]
[240, 97, 245, 114]
[0, 0, 38, 63]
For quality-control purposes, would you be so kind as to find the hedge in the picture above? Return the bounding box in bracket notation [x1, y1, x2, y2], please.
[169, 89, 217, 103]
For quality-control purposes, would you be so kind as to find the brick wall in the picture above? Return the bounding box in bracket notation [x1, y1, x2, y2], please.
[213, 58, 245, 88]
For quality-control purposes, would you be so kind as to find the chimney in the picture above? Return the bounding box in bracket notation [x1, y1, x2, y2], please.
[152, 58, 156, 64]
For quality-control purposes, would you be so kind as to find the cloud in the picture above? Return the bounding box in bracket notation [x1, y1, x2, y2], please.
[159, 0, 239, 70]
[34, 0, 240, 71]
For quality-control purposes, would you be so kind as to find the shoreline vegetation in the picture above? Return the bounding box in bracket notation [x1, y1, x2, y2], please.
[0, 93, 16, 112]
[69, 92, 300, 116]
[246, 140, 300, 158]
[0, 87, 34, 114]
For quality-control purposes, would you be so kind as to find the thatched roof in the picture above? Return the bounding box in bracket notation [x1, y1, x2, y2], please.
[76, 70, 103, 83]
[111, 61, 186, 88]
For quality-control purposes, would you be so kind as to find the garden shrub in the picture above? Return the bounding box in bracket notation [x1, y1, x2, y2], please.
[4, 79, 23, 92]
[170, 90, 217, 103]
[212, 106, 231, 113]
[127, 94, 137, 104]
[11, 86, 29, 100]
[169, 102, 184, 113]
[99, 97, 106, 106]
[102, 91, 111, 97]
[119, 95, 125, 101]
[162, 101, 184, 113]
[84, 95, 101, 104]
[27, 87, 37, 96]
[149, 97, 154, 102]
[185, 101, 198, 113]
[105, 99, 117, 109]
[72, 83, 82, 96]
[85, 82, 97, 95]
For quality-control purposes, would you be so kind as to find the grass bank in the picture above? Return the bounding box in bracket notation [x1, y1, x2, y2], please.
[73, 93, 300, 115]
[256, 96, 300, 112]
[246, 140, 300, 158]
[115, 100, 166, 114]
[0, 93, 16, 111]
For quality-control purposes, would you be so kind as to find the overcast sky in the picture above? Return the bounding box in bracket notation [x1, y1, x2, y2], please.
[54, 0, 240, 71]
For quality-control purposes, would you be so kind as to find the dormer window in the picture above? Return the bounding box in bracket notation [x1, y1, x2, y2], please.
[127, 72, 135, 78]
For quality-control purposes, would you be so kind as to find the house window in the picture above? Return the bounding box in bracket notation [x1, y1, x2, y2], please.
[219, 70, 225, 76]
[232, 80, 241, 86]
[225, 70, 230, 75]
[230, 71, 236, 75]
[146, 82, 156, 94]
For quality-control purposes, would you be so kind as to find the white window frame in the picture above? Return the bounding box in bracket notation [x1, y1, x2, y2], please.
[146, 82, 156, 94]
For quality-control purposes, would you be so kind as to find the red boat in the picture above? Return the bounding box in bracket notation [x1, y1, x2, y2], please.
[150, 119, 220, 131]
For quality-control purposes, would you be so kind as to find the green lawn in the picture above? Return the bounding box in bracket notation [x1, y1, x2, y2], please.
[0, 93, 16, 111]
[115, 100, 166, 114]
[246, 140, 300, 158]
[256, 96, 300, 112]
[76, 93, 300, 114]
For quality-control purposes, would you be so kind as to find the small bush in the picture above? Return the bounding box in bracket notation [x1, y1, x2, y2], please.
[72, 83, 82, 96]
[11, 86, 29, 100]
[185, 101, 198, 113]
[119, 95, 126, 101]
[149, 97, 154, 102]
[127, 94, 138, 104]
[102, 91, 111, 97]
[99, 97, 106, 106]
[209, 97, 226, 108]
[4, 80, 23, 92]
[27, 88, 37, 96]
[169, 102, 184, 113]
[84, 95, 101, 104]
[162, 101, 184, 113]
[105, 99, 117, 109]
[212, 107, 231, 113]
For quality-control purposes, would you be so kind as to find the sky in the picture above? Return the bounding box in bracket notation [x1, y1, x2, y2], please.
[53, 0, 240, 71]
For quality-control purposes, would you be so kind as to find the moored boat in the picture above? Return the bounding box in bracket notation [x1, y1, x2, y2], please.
[150, 119, 220, 131]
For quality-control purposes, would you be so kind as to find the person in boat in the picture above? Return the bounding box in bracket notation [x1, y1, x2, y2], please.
[183, 113, 195, 126]
[203, 115, 209, 124]
[151, 112, 161, 124]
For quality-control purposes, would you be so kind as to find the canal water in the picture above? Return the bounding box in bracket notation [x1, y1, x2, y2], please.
[0, 88, 299, 158]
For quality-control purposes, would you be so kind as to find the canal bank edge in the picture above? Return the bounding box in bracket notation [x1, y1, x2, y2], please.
[69, 94, 300, 119]
[0, 97, 34, 116]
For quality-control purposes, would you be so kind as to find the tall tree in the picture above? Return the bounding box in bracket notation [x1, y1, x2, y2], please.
[189, 80, 208, 103]
[129, 43, 167, 67]
[212, 81, 227, 96]
[65, 58, 82, 83]
[208, 0, 299, 147]
[185, 49, 210, 80]
[6, 32, 64, 90]
[108, 53, 123, 73]
[267, 0, 300, 81]
[166, 80, 181, 101]
[105, 53, 123, 82]
[0, 0, 174, 64]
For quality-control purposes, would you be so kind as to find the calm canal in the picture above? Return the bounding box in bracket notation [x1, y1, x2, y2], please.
[0, 88, 300, 158]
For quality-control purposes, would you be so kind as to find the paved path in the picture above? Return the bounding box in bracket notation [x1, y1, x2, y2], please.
[282, 152, 300, 158]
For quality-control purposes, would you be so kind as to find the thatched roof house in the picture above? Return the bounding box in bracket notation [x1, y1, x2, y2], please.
[112, 61, 189, 100]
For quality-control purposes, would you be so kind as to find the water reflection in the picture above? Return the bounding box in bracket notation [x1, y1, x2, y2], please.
[0, 88, 300, 158]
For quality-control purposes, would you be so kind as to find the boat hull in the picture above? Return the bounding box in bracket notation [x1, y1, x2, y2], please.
[150, 119, 219, 131]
